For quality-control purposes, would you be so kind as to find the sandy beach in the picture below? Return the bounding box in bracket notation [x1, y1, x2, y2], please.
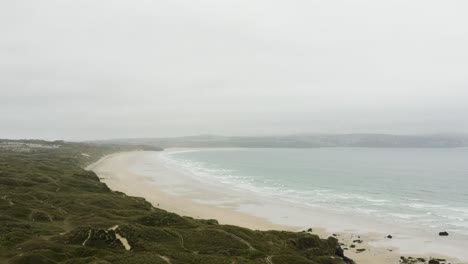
[87, 150, 466, 264]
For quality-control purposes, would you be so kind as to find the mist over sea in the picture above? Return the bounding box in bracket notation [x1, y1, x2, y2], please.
[160, 148, 468, 237]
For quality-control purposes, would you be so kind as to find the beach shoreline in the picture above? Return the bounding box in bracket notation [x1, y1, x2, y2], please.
[87, 150, 465, 264]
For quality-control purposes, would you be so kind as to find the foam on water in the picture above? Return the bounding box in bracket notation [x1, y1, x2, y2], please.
[158, 148, 468, 237]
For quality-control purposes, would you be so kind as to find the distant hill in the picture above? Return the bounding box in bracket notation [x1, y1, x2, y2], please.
[92, 134, 468, 148]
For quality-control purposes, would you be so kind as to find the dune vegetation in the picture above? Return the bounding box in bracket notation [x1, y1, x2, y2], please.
[0, 140, 350, 264]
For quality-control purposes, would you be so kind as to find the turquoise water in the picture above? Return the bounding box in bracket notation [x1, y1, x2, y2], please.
[162, 148, 468, 236]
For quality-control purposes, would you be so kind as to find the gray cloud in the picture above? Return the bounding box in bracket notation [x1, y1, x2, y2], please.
[1, 0, 468, 140]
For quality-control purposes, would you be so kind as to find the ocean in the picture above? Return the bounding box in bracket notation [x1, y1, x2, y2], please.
[159, 148, 468, 238]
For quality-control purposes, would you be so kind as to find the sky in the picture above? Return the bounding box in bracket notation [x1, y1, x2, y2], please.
[1, 0, 467, 140]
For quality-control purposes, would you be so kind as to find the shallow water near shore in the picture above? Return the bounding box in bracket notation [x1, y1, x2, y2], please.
[130, 148, 468, 261]
[160, 148, 468, 234]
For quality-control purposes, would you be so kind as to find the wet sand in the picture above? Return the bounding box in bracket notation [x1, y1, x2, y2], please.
[87, 151, 465, 264]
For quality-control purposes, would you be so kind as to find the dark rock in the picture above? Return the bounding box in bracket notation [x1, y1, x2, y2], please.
[307, 228, 313, 232]
[336, 246, 355, 264]
[386, 235, 392, 239]
[335, 245, 344, 257]
[439, 231, 449, 236]
[428, 259, 440, 264]
[343, 256, 354, 264]
[334, 244, 355, 264]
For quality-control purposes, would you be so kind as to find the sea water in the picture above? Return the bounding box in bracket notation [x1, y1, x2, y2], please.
[159, 148, 468, 237]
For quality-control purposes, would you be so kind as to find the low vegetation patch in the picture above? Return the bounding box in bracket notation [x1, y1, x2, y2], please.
[0, 140, 350, 263]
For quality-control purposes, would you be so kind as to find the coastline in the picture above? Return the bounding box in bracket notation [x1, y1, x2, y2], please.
[87, 150, 465, 264]
[87, 150, 292, 231]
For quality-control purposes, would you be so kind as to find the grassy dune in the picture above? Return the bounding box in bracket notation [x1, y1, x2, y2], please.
[0, 141, 350, 264]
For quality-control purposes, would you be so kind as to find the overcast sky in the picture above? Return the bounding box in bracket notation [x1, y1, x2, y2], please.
[1, 0, 467, 140]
